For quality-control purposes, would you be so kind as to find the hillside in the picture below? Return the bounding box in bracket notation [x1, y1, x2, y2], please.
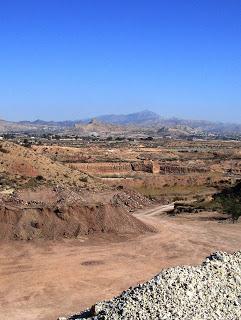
[0, 141, 92, 188]
[0, 119, 33, 132]
[74, 118, 127, 134]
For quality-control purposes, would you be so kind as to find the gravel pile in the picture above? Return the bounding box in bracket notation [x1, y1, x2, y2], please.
[62, 251, 241, 320]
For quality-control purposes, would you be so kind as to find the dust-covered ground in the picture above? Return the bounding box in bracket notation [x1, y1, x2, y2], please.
[0, 207, 241, 320]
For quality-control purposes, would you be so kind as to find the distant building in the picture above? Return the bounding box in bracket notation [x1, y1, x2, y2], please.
[90, 132, 100, 138]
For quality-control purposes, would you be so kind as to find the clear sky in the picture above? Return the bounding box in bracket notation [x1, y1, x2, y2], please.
[0, 0, 240, 122]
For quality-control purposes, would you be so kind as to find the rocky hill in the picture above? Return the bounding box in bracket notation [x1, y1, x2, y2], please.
[91, 111, 241, 135]
[74, 118, 127, 134]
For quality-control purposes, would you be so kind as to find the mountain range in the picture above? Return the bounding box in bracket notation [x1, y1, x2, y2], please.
[1, 110, 241, 135]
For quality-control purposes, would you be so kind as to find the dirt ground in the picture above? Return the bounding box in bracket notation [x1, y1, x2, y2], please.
[0, 206, 241, 320]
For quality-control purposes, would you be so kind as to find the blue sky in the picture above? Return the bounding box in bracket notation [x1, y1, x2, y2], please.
[0, 0, 240, 122]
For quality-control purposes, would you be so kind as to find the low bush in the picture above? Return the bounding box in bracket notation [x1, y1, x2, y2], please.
[0, 145, 9, 153]
[213, 182, 241, 223]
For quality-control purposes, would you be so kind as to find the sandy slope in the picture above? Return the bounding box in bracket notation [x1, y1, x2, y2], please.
[0, 206, 240, 320]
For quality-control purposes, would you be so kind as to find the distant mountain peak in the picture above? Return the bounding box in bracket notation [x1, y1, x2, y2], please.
[137, 109, 158, 115]
[88, 118, 100, 125]
[94, 110, 161, 125]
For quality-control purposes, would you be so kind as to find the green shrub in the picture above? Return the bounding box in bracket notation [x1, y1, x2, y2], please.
[213, 182, 241, 223]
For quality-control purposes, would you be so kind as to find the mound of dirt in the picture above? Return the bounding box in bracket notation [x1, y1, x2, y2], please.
[0, 184, 155, 240]
[0, 202, 154, 240]
[111, 189, 153, 211]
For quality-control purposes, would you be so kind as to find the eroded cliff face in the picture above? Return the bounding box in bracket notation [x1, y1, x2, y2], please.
[70, 162, 132, 176]
[102, 174, 211, 189]
[70, 159, 209, 177]
[131, 161, 153, 173]
[159, 163, 207, 174]
[70, 160, 162, 176]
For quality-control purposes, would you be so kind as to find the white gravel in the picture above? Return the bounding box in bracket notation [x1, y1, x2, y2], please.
[63, 251, 241, 320]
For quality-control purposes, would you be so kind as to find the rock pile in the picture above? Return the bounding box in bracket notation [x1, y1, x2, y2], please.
[64, 251, 241, 320]
[111, 189, 153, 211]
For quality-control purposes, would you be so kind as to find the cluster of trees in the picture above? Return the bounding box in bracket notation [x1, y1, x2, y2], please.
[213, 182, 241, 223]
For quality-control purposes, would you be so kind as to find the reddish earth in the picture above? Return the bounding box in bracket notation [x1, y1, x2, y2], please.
[0, 206, 241, 320]
[0, 202, 153, 240]
[0, 141, 94, 188]
[0, 184, 154, 240]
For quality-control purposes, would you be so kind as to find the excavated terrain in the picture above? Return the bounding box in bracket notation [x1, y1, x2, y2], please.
[33, 139, 241, 203]
[0, 138, 241, 320]
[0, 142, 154, 240]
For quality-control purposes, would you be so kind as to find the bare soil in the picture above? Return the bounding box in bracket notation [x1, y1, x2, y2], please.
[0, 203, 153, 240]
[0, 206, 241, 320]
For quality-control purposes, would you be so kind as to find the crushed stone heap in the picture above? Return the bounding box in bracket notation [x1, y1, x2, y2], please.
[64, 251, 241, 320]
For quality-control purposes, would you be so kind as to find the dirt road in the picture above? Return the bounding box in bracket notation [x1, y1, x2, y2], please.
[0, 205, 240, 320]
[139, 203, 175, 216]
